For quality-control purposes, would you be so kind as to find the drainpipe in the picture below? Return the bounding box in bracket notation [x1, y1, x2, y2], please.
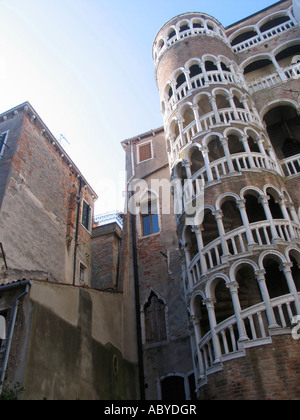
[73, 177, 83, 286]
[127, 141, 145, 399]
[131, 210, 145, 401]
[0, 279, 32, 395]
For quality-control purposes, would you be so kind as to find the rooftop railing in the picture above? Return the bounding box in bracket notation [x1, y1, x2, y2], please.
[93, 212, 124, 229]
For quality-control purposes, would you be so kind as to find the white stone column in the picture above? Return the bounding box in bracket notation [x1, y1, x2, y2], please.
[240, 95, 254, 122]
[255, 269, 279, 329]
[193, 225, 208, 274]
[280, 262, 300, 315]
[213, 210, 231, 257]
[192, 105, 203, 133]
[183, 244, 194, 289]
[227, 92, 239, 120]
[270, 54, 288, 82]
[226, 281, 249, 343]
[241, 135, 256, 169]
[209, 96, 221, 124]
[236, 199, 256, 245]
[278, 197, 296, 240]
[200, 146, 214, 182]
[259, 194, 280, 241]
[184, 69, 192, 91]
[215, 59, 225, 81]
[256, 137, 271, 169]
[192, 315, 206, 378]
[221, 137, 235, 173]
[288, 203, 300, 224]
[204, 298, 222, 363]
[199, 60, 209, 85]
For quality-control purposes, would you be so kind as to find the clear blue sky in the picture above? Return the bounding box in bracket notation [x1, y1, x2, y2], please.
[0, 0, 278, 214]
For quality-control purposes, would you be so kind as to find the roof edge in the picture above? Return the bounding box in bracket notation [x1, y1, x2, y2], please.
[0, 102, 98, 200]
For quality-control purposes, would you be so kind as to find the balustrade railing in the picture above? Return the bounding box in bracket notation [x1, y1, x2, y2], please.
[93, 212, 123, 228]
[188, 220, 300, 285]
[178, 152, 278, 193]
[281, 154, 300, 177]
[198, 293, 298, 376]
[168, 70, 240, 112]
[156, 27, 226, 63]
[248, 72, 282, 94]
[170, 108, 260, 163]
[232, 19, 295, 53]
[248, 62, 300, 94]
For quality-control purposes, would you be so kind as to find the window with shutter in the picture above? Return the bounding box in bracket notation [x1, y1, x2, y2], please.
[138, 141, 153, 163]
[140, 199, 160, 237]
[81, 201, 91, 231]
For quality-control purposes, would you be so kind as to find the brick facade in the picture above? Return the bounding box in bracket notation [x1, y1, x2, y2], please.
[198, 334, 300, 400]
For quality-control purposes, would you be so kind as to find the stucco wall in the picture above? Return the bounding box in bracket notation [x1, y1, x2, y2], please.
[22, 281, 139, 400]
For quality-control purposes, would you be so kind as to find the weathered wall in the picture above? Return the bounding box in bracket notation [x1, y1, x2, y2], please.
[20, 281, 139, 400]
[0, 107, 95, 285]
[91, 222, 122, 290]
[0, 112, 23, 211]
[123, 130, 194, 400]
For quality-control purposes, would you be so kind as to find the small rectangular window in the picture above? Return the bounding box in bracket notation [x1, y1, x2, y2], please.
[0, 311, 7, 351]
[138, 142, 153, 163]
[81, 201, 91, 231]
[0, 132, 8, 158]
[79, 263, 88, 284]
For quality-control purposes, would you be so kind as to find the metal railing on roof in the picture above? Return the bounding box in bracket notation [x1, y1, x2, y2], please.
[93, 212, 124, 229]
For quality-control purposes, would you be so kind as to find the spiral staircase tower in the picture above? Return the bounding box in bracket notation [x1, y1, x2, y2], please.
[153, 3, 300, 399]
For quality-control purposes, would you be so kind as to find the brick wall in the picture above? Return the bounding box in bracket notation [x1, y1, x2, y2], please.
[0, 105, 95, 285]
[198, 334, 300, 400]
[92, 222, 122, 290]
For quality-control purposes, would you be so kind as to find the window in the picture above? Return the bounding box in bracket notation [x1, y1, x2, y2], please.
[137, 141, 153, 163]
[0, 132, 8, 158]
[79, 263, 88, 284]
[81, 201, 91, 231]
[144, 292, 167, 343]
[0, 312, 6, 351]
[141, 198, 160, 237]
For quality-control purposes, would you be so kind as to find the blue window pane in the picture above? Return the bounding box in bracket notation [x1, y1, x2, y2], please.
[143, 215, 151, 236]
[152, 214, 160, 234]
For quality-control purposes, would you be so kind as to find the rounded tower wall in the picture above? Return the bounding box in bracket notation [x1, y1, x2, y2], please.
[153, 0, 300, 400]
[155, 36, 235, 93]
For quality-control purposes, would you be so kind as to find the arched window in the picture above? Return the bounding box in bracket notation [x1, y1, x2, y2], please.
[184, 226, 198, 261]
[231, 29, 258, 47]
[263, 105, 300, 160]
[263, 257, 290, 299]
[144, 292, 167, 343]
[202, 209, 219, 246]
[265, 188, 284, 220]
[181, 105, 194, 129]
[260, 15, 291, 33]
[245, 193, 266, 224]
[190, 148, 205, 176]
[213, 278, 234, 324]
[207, 136, 225, 163]
[176, 72, 187, 89]
[236, 265, 262, 310]
[221, 199, 243, 233]
[167, 28, 177, 41]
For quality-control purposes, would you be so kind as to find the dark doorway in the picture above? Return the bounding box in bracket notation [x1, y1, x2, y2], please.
[161, 376, 186, 400]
